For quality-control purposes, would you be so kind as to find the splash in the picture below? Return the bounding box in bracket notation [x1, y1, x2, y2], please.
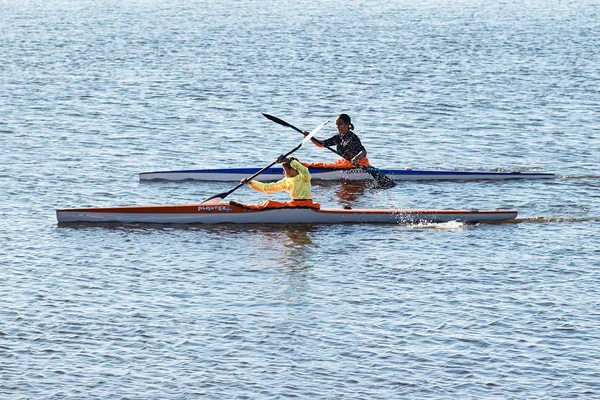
[405, 220, 467, 231]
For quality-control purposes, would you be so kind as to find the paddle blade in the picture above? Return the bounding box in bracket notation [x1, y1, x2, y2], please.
[302, 120, 329, 145]
[365, 167, 396, 188]
[200, 192, 228, 205]
[262, 113, 298, 131]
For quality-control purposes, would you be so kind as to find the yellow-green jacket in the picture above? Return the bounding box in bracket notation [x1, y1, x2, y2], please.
[249, 159, 312, 200]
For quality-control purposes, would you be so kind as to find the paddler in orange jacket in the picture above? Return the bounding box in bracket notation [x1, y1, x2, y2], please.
[237, 155, 320, 210]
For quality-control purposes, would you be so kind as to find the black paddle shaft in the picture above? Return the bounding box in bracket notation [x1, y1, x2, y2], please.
[262, 113, 304, 134]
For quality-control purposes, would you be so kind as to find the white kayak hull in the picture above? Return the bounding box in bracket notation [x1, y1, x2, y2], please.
[56, 203, 518, 224]
[138, 167, 555, 182]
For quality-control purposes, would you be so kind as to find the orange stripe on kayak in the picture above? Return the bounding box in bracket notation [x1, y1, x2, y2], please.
[57, 204, 238, 214]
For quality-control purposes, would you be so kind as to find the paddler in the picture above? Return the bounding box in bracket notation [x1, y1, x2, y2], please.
[304, 113, 371, 169]
[237, 155, 320, 210]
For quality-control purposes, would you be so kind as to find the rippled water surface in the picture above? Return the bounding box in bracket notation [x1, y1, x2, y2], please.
[2, 0, 599, 398]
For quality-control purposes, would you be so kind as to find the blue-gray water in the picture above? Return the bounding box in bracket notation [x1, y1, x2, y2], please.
[2, 0, 599, 398]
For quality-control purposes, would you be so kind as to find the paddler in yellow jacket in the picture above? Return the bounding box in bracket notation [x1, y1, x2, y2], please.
[238, 155, 320, 210]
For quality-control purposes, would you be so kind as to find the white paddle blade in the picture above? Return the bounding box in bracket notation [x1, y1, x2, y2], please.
[200, 195, 225, 205]
[301, 120, 329, 145]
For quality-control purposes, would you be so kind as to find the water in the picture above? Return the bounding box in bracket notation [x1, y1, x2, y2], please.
[2, 0, 599, 398]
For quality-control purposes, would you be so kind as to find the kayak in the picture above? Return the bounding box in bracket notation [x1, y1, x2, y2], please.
[138, 167, 555, 182]
[56, 203, 518, 224]
[56, 204, 518, 224]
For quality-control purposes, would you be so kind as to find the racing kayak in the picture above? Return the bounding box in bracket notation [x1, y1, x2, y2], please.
[138, 167, 555, 182]
[56, 203, 518, 224]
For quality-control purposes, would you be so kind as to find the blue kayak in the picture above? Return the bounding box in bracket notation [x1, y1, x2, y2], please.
[139, 167, 555, 182]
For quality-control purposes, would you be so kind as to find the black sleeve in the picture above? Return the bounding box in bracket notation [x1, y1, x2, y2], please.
[321, 135, 340, 147]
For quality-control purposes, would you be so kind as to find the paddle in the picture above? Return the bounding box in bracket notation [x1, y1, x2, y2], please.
[200, 120, 329, 205]
[262, 113, 396, 188]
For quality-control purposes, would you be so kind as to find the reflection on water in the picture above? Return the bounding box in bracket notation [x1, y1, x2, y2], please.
[282, 227, 314, 248]
[314, 180, 372, 206]
[192, 224, 319, 270]
[335, 181, 370, 205]
[277, 227, 316, 304]
[280, 227, 315, 270]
